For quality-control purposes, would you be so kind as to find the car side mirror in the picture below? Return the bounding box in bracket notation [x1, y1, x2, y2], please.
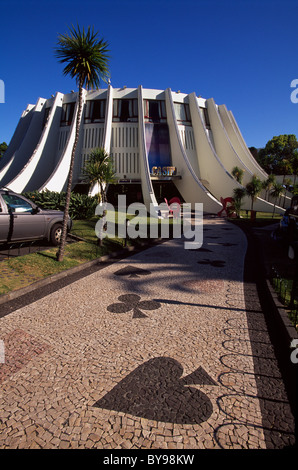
[32, 206, 40, 214]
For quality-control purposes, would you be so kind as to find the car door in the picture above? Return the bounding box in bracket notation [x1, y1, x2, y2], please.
[0, 195, 11, 243]
[1, 193, 46, 242]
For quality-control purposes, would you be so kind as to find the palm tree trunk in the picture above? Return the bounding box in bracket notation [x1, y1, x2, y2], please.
[272, 201, 276, 218]
[57, 81, 83, 261]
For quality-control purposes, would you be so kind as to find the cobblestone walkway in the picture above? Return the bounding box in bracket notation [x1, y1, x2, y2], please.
[0, 217, 295, 449]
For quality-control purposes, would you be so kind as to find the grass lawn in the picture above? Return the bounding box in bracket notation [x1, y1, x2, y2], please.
[0, 209, 283, 297]
[0, 216, 125, 296]
[230, 210, 282, 228]
[0, 239, 118, 296]
[0, 212, 177, 296]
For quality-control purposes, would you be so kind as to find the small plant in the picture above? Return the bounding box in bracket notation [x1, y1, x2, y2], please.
[262, 174, 275, 201]
[270, 182, 284, 218]
[231, 166, 244, 184]
[82, 147, 115, 203]
[245, 175, 262, 212]
[232, 187, 246, 217]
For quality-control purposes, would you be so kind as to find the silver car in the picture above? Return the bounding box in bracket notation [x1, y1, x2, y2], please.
[0, 188, 72, 245]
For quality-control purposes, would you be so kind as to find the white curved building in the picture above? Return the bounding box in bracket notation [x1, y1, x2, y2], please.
[0, 85, 285, 214]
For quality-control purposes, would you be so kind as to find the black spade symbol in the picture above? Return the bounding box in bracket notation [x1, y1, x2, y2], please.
[114, 266, 152, 278]
[93, 357, 217, 424]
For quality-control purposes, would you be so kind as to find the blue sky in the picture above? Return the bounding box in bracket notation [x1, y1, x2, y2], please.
[1, 0, 297, 149]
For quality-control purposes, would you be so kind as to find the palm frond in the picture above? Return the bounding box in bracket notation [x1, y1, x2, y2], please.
[54, 24, 110, 89]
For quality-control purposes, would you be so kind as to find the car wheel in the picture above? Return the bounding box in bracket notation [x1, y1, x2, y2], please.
[50, 224, 63, 246]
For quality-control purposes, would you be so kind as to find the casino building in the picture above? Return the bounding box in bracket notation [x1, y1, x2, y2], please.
[0, 86, 285, 214]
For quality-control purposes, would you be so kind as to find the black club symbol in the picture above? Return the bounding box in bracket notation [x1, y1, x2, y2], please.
[107, 294, 161, 318]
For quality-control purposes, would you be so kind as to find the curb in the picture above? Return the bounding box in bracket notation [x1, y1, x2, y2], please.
[0, 239, 162, 306]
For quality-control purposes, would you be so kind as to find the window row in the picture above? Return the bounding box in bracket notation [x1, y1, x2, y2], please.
[59, 99, 210, 128]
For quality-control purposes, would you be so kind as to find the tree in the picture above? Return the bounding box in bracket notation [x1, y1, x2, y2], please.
[257, 134, 298, 175]
[54, 24, 110, 261]
[245, 175, 262, 212]
[249, 147, 259, 160]
[83, 147, 115, 203]
[0, 142, 8, 160]
[231, 166, 244, 184]
[232, 187, 246, 217]
[270, 182, 284, 218]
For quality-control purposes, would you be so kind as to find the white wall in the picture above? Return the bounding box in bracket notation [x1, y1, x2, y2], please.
[2, 86, 286, 215]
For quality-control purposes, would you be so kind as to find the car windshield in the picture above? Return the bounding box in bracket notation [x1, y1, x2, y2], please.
[2, 193, 33, 213]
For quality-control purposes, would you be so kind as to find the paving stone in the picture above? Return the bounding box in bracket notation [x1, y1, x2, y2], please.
[0, 218, 295, 449]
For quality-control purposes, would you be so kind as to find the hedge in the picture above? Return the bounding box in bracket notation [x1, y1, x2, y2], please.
[23, 190, 98, 220]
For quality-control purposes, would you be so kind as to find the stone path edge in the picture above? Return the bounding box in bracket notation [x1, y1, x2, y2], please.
[0, 239, 163, 306]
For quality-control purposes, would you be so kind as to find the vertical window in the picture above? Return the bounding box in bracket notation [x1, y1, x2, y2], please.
[60, 102, 75, 126]
[174, 102, 191, 124]
[144, 100, 167, 123]
[145, 123, 172, 168]
[113, 99, 138, 122]
[43, 107, 51, 127]
[200, 107, 211, 129]
[85, 100, 106, 123]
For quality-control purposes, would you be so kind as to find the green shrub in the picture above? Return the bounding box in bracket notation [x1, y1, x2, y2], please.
[23, 190, 98, 220]
[68, 192, 98, 220]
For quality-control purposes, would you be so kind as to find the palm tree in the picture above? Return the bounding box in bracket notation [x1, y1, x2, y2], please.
[283, 177, 292, 207]
[262, 174, 275, 201]
[231, 166, 244, 184]
[245, 175, 262, 213]
[54, 24, 110, 261]
[232, 187, 246, 217]
[83, 147, 115, 203]
[270, 182, 284, 218]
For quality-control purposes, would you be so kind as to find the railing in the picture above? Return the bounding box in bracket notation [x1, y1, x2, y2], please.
[0, 240, 42, 260]
[271, 264, 298, 331]
[0, 235, 75, 261]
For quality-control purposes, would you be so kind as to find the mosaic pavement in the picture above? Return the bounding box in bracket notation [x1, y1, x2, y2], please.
[0, 217, 295, 449]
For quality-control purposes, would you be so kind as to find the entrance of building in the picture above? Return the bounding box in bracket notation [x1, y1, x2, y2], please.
[152, 181, 184, 205]
[106, 183, 143, 207]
